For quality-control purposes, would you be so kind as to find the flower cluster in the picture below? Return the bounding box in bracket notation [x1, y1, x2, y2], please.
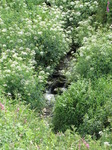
[0, 1, 70, 108]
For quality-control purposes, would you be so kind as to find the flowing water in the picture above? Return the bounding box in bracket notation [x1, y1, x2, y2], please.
[42, 51, 73, 117]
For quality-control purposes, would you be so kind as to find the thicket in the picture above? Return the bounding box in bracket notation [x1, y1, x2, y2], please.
[0, 0, 112, 149]
[0, 0, 69, 108]
[0, 95, 108, 150]
[53, 77, 112, 136]
[52, 0, 112, 148]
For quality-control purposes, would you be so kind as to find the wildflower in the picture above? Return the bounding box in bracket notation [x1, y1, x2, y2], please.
[2, 29, 7, 32]
[17, 107, 20, 112]
[99, 131, 103, 135]
[76, 12, 81, 16]
[47, 66, 50, 70]
[69, 17, 73, 21]
[0, 103, 5, 110]
[86, 56, 91, 60]
[107, 1, 109, 12]
[18, 31, 24, 35]
[40, 71, 45, 74]
[40, 51, 44, 56]
[70, 2, 75, 5]
[82, 139, 89, 149]
[90, 67, 94, 71]
[21, 51, 27, 55]
[38, 31, 42, 35]
[3, 44, 6, 47]
[86, 143, 89, 149]
[38, 76, 43, 80]
[7, 92, 11, 96]
[104, 142, 110, 146]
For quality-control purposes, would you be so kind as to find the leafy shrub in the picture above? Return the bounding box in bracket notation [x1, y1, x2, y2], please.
[70, 29, 112, 80]
[49, 0, 99, 47]
[95, 0, 112, 24]
[79, 77, 112, 136]
[0, 95, 110, 150]
[0, 57, 44, 109]
[0, 0, 70, 108]
[0, 1, 69, 71]
[72, 17, 95, 47]
[52, 77, 112, 137]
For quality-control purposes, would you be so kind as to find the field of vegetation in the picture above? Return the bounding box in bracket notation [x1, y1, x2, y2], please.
[0, 0, 112, 149]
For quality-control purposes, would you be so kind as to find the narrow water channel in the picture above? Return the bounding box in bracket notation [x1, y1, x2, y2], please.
[43, 51, 73, 117]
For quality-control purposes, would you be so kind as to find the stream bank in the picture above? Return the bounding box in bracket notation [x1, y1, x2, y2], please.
[43, 50, 74, 117]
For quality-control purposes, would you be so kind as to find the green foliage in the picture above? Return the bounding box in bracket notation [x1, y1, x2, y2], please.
[0, 0, 112, 149]
[52, 77, 112, 137]
[70, 29, 112, 80]
[0, 1, 69, 70]
[49, 0, 99, 47]
[0, 62, 44, 109]
[0, 95, 110, 150]
[95, 0, 112, 24]
[0, 0, 69, 108]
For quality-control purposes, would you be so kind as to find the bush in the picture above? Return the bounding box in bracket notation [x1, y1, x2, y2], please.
[52, 77, 112, 137]
[95, 0, 112, 24]
[70, 29, 112, 80]
[49, 0, 99, 47]
[0, 0, 70, 108]
[0, 95, 110, 150]
[0, 1, 70, 71]
[0, 56, 44, 109]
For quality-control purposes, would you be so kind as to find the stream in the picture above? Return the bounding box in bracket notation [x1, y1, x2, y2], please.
[43, 51, 73, 117]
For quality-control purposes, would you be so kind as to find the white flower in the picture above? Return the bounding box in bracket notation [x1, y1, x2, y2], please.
[76, 12, 81, 16]
[38, 32, 42, 35]
[40, 51, 44, 56]
[99, 131, 103, 136]
[7, 36, 10, 39]
[26, 48, 30, 52]
[21, 79, 25, 84]
[2, 29, 7, 32]
[69, 17, 73, 21]
[38, 76, 43, 80]
[47, 66, 50, 70]
[90, 67, 94, 71]
[40, 71, 45, 74]
[3, 44, 6, 47]
[86, 56, 91, 60]
[13, 61, 18, 65]
[80, 4, 83, 8]
[70, 2, 75, 5]
[19, 47, 24, 50]
[18, 31, 24, 35]
[94, 1, 98, 5]
[80, 52, 84, 57]
[21, 52, 27, 55]
[16, 66, 21, 71]
[8, 92, 11, 96]
[104, 142, 110, 146]
[60, 6, 63, 9]
[13, 53, 18, 58]
[34, 36, 38, 40]
[11, 64, 15, 67]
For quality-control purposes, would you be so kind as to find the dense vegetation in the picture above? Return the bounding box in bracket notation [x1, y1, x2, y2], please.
[0, 0, 112, 149]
